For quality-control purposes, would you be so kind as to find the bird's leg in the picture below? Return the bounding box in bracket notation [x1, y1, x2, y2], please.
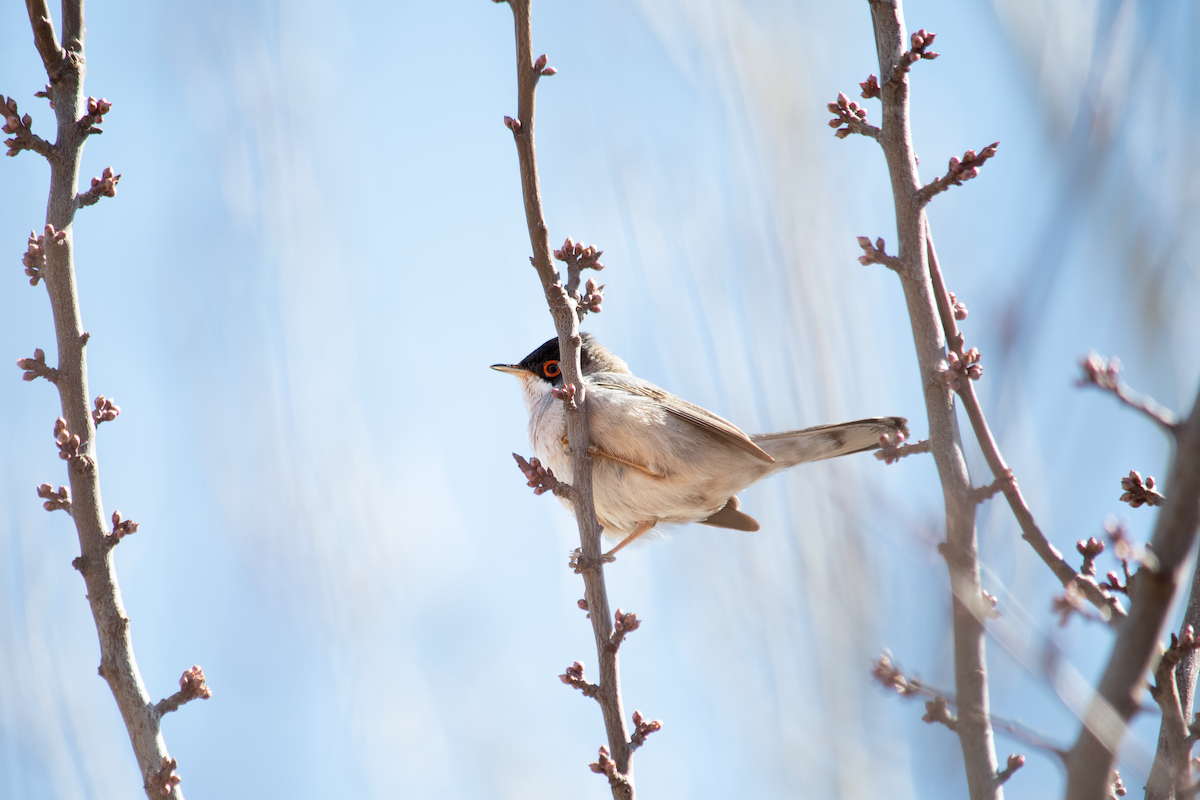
[605, 520, 657, 558]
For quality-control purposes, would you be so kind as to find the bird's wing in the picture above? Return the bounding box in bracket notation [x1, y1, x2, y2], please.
[589, 373, 775, 463]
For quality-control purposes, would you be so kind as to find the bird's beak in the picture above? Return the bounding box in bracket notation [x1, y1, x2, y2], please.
[490, 364, 532, 376]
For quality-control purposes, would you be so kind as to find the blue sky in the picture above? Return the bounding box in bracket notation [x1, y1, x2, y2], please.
[2, 1, 1198, 798]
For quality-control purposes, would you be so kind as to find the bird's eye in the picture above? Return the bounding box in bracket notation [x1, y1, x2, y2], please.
[543, 360, 560, 377]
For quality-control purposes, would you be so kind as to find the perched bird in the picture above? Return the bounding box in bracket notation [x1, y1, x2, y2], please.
[492, 334, 907, 555]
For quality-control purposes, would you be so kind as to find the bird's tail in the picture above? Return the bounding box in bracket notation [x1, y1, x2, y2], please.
[751, 416, 908, 469]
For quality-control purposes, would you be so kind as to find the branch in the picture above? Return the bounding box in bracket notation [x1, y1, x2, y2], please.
[1080, 353, 1180, 435]
[14, 2, 194, 797]
[827, 92, 880, 140]
[864, 4, 1000, 796]
[924, 225, 1126, 622]
[1066, 383, 1200, 800]
[501, 1, 633, 796]
[1, 95, 55, 159]
[76, 166, 121, 209]
[916, 142, 999, 204]
[153, 666, 212, 718]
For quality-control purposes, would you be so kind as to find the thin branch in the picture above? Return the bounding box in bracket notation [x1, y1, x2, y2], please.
[76, 166, 120, 209]
[1080, 353, 1180, 435]
[1, 96, 55, 159]
[916, 142, 999, 205]
[153, 666, 212, 719]
[1066, 384, 1200, 800]
[864, 3, 1000, 796]
[501, 1, 634, 796]
[13, 2, 196, 798]
[924, 225, 1126, 622]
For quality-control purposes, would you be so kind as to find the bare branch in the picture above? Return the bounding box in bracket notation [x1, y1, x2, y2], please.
[1, 96, 55, 159]
[874, 429, 931, 464]
[970, 470, 1013, 504]
[916, 142, 999, 204]
[827, 92, 880, 140]
[1066, 384, 1200, 800]
[153, 666, 212, 718]
[1079, 352, 1180, 435]
[76, 166, 121, 209]
[23, 0, 64, 77]
[924, 226, 1126, 621]
[501, 1, 633, 795]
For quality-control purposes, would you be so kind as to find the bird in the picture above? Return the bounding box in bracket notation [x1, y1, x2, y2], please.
[492, 334, 907, 557]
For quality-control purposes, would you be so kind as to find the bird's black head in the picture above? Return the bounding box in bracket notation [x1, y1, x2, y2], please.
[490, 333, 630, 385]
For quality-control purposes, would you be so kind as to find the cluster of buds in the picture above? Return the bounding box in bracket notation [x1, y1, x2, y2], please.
[609, 608, 641, 652]
[945, 347, 982, 390]
[614, 608, 640, 635]
[828, 92, 875, 139]
[550, 382, 577, 403]
[78, 167, 122, 208]
[629, 709, 663, 749]
[81, 96, 112, 132]
[17, 348, 56, 382]
[37, 483, 70, 513]
[588, 746, 621, 782]
[1111, 771, 1127, 798]
[179, 665, 213, 701]
[902, 29, 940, 65]
[1080, 352, 1121, 389]
[859, 74, 881, 99]
[558, 660, 598, 697]
[2, 95, 38, 157]
[53, 417, 81, 461]
[554, 237, 605, 271]
[874, 429, 928, 464]
[93, 395, 121, 425]
[948, 291, 968, 320]
[1076, 536, 1105, 577]
[148, 756, 181, 797]
[23, 225, 65, 285]
[943, 143, 999, 186]
[871, 651, 923, 696]
[110, 510, 139, 540]
[580, 277, 605, 314]
[996, 754, 1026, 786]
[512, 453, 565, 497]
[502, 115, 522, 134]
[1119, 470, 1163, 508]
[922, 695, 958, 730]
[532, 53, 557, 77]
[855, 236, 899, 269]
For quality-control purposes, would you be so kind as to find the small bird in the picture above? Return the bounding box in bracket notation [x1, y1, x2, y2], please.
[492, 334, 907, 556]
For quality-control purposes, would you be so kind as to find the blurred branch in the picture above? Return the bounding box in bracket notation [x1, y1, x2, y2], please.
[10, 2, 199, 798]
[500, 0, 634, 795]
[1066, 385, 1200, 800]
[1079, 353, 1180, 436]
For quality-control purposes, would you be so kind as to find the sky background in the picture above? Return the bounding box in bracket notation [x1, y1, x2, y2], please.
[1, 0, 1199, 798]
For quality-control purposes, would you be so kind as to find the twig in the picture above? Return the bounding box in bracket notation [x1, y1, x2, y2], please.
[500, 1, 634, 796]
[512, 453, 572, 499]
[874, 430, 931, 464]
[153, 666, 212, 719]
[76, 166, 121, 209]
[17, 347, 59, 382]
[1, 96, 55, 159]
[994, 754, 1026, 787]
[916, 142, 999, 205]
[827, 92, 880, 140]
[1079, 353, 1180, 435]
[1066, 385, 1200, 800]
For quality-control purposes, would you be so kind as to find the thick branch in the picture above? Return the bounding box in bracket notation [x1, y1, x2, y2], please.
[503, 1, 633, 796]
[1066, 385, 1200, 800]
[24, 0, 64, 75]
[865, 3, 1000, 797]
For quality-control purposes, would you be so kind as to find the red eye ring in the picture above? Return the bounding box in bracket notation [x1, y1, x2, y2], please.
[544, 360, 560, 377]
